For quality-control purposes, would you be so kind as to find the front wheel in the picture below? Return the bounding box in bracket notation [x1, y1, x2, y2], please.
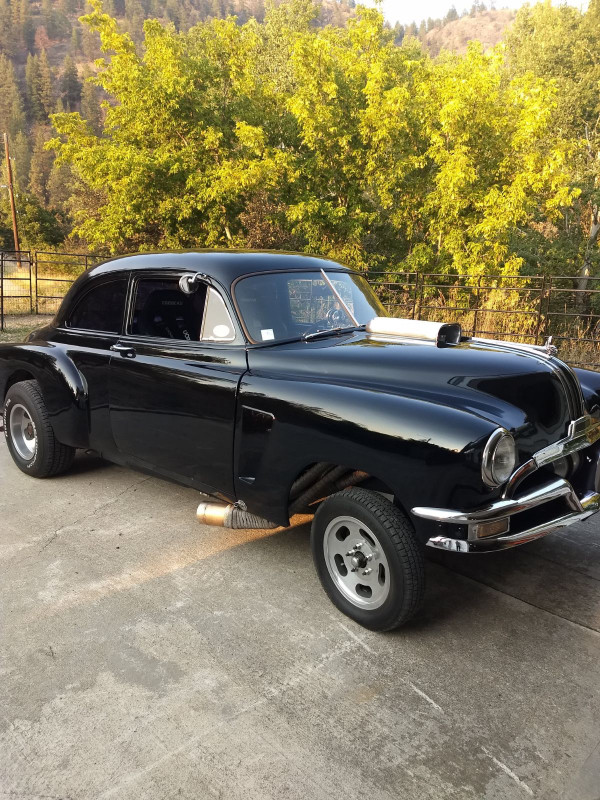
[311, 487, 425, 631]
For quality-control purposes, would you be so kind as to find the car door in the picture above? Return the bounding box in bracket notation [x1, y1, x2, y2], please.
[52, 274, 129, 457]
[108, 271, 247, 497]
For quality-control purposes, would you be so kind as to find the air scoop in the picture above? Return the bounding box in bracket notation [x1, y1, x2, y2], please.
[366, 317, 462, 346]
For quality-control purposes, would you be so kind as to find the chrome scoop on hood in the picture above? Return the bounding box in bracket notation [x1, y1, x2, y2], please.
[366, 317, 462, 345]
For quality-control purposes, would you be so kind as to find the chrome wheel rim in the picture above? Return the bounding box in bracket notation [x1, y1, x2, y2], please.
[9, 404, 37, 462]
[323, 515, 391, 610]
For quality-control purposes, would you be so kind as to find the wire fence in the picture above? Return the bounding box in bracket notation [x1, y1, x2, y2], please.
[1, 251, 599, 369]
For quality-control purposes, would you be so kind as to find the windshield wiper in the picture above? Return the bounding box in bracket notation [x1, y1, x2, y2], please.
[301, 325, 365, 342]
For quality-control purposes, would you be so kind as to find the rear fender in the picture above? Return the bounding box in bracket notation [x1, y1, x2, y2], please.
[0, 342, 89, 448]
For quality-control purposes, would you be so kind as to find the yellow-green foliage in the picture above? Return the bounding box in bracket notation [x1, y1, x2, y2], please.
[46, 0, 596, 278]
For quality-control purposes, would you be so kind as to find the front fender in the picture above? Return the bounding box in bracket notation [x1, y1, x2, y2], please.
[234, 375, 498, 528]
[0, 342, 89, 449]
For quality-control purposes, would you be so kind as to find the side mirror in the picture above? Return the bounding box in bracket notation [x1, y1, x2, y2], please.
[179, 272, 209, 294]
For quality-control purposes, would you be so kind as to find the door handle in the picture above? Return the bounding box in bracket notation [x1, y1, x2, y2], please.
[110, 343, 136, 358]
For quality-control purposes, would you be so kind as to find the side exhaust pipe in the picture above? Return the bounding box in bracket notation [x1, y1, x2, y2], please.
[197, 502, 277, 530]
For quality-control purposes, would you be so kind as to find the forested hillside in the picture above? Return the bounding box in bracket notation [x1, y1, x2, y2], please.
[0, 0, 599, 286]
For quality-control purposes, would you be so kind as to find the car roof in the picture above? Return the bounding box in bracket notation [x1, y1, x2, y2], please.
[87, 250, 353, 288]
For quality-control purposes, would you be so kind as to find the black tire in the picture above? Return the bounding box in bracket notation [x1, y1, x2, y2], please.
[311, 487, 425, 631]
[3, 380, 75, 478]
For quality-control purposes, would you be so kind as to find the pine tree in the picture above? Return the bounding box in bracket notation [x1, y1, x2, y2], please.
[80, 80, 102, 133]
[70, 25, 81, 54]
[29, 126, 54, 207]
[61, 55, 81, 110]
[0, 0, 16, 56]
[25, 53, 45, 123]
[0, 54, 25, 137]
[20, 0, 34, 51]
[11, 130, 31, 194]
[82, 26, 100, 61]
[38, 49, 55, 117]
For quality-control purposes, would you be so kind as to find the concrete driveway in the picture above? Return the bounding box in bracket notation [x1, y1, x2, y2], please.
[1, 440, 599, 800]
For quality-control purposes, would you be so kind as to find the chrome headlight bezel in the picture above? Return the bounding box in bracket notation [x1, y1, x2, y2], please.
[482, 429, 517, 488]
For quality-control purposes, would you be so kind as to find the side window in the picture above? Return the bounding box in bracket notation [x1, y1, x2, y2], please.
[65, 278, 128, 333]
[200, 288, 236, 342]
[130, 277, 238, 343]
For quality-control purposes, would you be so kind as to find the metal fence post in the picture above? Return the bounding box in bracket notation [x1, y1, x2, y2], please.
[533, 276, 546, 346]
[34, 251, 38, 314]
[472, 275, 482, 336]
[28, 251, 33, 313]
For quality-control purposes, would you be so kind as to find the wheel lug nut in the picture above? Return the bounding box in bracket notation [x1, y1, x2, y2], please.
[362, 568, 372, 576]
[354, 542, 363, 549]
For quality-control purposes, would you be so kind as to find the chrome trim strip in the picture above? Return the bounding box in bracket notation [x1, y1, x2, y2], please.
[426, 491, 600, 553]
[472, 337, 584, 419]
[502, 458, 536, 499]
[533, 416, 600, 467]
[503, 414, 600, 498]
[472, 337, 556, 358]
[412, 477, 573, 524]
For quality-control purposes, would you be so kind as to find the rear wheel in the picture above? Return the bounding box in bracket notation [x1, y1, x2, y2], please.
[311, 487, 425, 631]
[3, 380, 75, 478]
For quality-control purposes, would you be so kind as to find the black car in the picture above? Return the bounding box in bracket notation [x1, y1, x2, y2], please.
[2, 251, 600, 630]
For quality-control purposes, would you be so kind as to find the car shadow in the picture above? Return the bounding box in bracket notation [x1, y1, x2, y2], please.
[61, 450, 113, 477]
[252, 516, 600, 633]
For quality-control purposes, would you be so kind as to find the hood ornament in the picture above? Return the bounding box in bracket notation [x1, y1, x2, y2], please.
[544, 336, 558, 356]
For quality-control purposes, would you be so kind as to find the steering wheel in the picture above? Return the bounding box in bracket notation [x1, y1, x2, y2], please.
[326, 307, 348, 326]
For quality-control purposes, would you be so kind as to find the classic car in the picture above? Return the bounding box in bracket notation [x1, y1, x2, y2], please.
[2, 251, 600, 630]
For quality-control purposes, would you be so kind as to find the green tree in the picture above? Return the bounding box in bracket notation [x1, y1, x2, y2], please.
[505, 0, 600, 293]
[25, 53, 45, 123]
[29, 126, 54, 206]
[0, 53, 25, 137]
[11, 129, 31, 193]
[47, 0, 577, 273]
[61, 55, 82, 110]
[80, 78, 102, 132]
[38, 49, 55, 117]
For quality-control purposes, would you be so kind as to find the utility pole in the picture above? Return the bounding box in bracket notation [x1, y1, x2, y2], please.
[3, 132, 21, 257]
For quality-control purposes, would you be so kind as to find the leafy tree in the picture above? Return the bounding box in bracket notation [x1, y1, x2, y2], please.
[505, 0, 600, 294]
[47, 0, 577, 274]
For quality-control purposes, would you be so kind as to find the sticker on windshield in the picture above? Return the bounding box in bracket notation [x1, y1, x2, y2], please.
[261, 329, 275, 341]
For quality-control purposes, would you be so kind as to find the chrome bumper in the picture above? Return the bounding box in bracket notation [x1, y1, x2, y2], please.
[413, 479, 600, 553]
[413, 414, 600, 553]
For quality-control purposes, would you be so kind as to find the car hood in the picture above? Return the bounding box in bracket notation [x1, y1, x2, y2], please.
[248, 332, 580, 458]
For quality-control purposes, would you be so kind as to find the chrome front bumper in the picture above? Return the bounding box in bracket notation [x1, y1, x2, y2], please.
[414, 481, 600, 553]
[412, 415, 600, 553]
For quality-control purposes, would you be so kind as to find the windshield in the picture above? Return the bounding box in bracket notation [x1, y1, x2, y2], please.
[235, 271, 388, 343]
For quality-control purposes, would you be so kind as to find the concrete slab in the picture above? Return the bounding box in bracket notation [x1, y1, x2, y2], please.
[1, 440, 599, 800]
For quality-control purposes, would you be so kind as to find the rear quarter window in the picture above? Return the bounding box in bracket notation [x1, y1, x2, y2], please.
[65, 277, 128, 333]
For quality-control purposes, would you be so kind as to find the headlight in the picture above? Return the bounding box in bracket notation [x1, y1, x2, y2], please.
[482, 429, 516, 488]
